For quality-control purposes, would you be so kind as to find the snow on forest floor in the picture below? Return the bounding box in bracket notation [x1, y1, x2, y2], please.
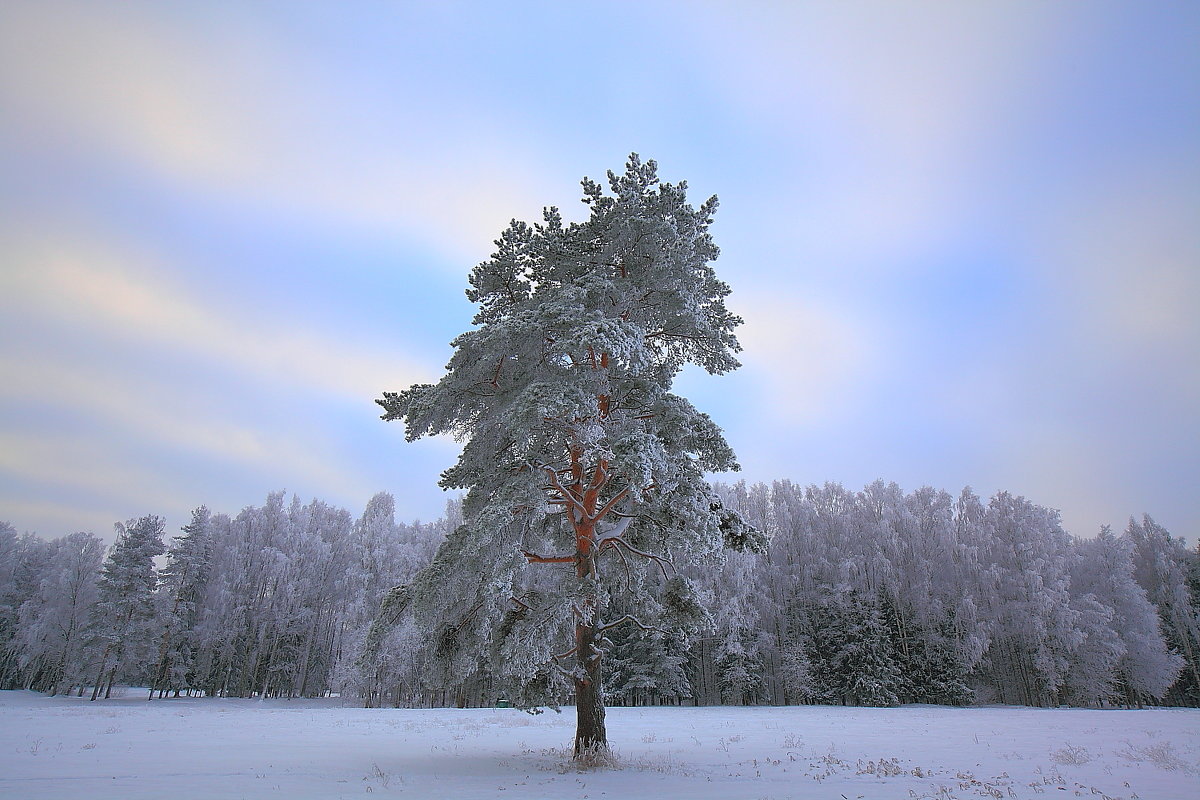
[1, 691, 1197, 800]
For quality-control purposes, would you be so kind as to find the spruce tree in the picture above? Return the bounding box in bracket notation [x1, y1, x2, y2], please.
[840, 591, 902, 707]
[88, 515, 165, 700]
[602, 604, 691, 706]
[150, 507, 213, 698]
[378, 155, 758, 756]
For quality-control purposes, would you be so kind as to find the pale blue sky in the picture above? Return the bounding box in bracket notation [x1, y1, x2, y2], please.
[1, 1, 1197, 543]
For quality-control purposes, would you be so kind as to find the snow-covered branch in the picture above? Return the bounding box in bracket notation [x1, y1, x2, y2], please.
[599, 536, 675, 580]
[598, 614, 665, 635]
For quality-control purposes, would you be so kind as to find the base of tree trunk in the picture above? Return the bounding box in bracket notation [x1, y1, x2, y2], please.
[573, 668, 608, 760]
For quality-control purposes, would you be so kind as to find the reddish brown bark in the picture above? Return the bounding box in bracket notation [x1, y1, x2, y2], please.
[533, 352, 630, 756]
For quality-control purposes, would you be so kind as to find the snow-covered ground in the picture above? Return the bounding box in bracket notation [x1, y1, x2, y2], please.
[0, 691, 1196, 799]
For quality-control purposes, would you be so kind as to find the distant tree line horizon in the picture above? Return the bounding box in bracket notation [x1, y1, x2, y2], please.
[2, 479, 1197, 709]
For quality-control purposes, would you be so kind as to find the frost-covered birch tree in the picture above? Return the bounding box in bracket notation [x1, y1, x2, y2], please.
[1067, 525, 1181, 705]
[378, 155, 758, 756]
[0, 522, 38, 688]
[15, 532, 103, 695]
[977, 493, 1079, 706]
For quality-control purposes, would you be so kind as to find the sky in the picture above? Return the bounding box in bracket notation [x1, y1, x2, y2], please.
[1, 1, 1197, 545]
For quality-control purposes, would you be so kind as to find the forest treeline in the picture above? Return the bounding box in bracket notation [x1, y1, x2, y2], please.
[2, 481, 1197, 708]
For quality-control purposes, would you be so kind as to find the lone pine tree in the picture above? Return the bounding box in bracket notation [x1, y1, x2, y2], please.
[377, 155, 760, 756]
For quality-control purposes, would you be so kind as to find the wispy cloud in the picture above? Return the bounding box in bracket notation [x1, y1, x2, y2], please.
[733, 291, 878, 425]
[0, 228, 442, 527]
[0, 352, 370, 498]
[1, 230, 430, 401]
[681, 4, 1061, 270]
[0, 428, 197, 530]
[1035, 176, 1200, 363]
[0, 496, 124, 539]
[0, 1, 564, 265]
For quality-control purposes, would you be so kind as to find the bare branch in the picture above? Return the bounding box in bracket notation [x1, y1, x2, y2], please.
[599, 536, 674, 580]
[609, 535, 633, 589]
[551, 643, 580, 662]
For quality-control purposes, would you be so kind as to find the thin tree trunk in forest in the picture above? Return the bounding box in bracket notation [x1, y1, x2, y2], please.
[297, 604, 321, 698]
[50, 617, 78, 698]
[259, 630, 281, 698]
[104, 664, 116, 698]
[90, 643, 111, 701]
[151, 605, 182, 699]
[242, 628, 262, 697]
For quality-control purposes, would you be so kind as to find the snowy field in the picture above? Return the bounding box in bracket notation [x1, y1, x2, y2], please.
[0, 691, 1196, 800]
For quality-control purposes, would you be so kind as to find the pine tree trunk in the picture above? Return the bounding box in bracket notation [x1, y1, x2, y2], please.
[573, 623, 607, 756]
[571, 500, 608, 757]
